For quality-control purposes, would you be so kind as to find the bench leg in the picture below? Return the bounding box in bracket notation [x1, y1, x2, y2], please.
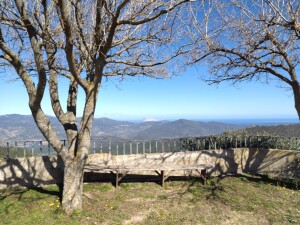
[110, 171, 127, 188]
[161, 170, 165, 187]
[155, 170, 170, 187]
[200, 169, 207, 185]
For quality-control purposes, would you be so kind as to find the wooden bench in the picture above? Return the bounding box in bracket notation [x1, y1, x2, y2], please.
[85, 164, 212, 188]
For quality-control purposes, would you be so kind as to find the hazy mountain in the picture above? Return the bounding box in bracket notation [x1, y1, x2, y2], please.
[0, 114, 65, 142]
[0, 114, 247, 142]
[133, 119, 244, 139]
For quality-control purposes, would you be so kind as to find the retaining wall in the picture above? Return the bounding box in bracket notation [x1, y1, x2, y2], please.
[0, 148, 299, 189]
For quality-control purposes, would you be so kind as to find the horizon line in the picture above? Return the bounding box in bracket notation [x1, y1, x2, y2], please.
[0, 113, 298, 122]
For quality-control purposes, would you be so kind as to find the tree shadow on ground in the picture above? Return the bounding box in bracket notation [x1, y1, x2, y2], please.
[178, 173, 300, 205]
[0, 185, 61, 203]
[210, 173, 299, 197]
[234, 173, 300, 190]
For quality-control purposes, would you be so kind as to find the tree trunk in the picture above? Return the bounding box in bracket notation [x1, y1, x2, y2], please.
[60, 88, 97, 214]
[62, 155, 86, 214]
[292, 82, 300, 120]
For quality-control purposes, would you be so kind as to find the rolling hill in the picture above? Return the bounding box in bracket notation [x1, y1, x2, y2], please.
[0, 114, 247, 142]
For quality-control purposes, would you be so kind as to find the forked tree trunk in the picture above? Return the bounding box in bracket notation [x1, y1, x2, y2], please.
[292, 82, 300, 120]
[62, 154, 87, 214]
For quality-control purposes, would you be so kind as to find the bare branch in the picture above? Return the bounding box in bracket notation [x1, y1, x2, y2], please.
[188, 0, 300, 118]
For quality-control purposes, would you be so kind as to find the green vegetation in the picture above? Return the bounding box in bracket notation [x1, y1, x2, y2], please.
[245, 124, 300, 138]
[0, 176, 299, 225]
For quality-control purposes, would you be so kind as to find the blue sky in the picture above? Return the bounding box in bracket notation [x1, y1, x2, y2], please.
[0, 66, 297, 122]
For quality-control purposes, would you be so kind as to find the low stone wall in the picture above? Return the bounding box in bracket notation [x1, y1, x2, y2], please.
[0, 156, 64, 190]
[0, 148, 299, 189]
[87, 148, 300, 178]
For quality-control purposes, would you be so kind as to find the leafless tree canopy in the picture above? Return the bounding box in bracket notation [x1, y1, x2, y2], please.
[1, 0, 191, 80]
[189, 0, 300, 117]
[0, 0, 193, 213]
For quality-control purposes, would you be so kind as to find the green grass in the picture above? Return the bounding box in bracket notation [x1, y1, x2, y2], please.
[0, 176, 299, 225]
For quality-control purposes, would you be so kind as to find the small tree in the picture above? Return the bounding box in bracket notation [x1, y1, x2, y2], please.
[189, 0, 300, 118]
[0, 0, 192, 213]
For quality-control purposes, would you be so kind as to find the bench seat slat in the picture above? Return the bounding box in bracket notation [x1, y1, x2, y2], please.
[85, 164, 212, 172]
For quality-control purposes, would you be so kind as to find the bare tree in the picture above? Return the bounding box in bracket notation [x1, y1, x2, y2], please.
[0, 0, 192, 213]
[189, 0, 300, 118]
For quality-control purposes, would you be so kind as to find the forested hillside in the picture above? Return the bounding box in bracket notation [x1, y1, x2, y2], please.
[245, 124, 300, 137]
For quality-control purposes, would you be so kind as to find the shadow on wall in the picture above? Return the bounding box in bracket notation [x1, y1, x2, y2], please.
[199, 148, 300, 179]
[243, 148, 300, 179]
[197, 148, 239, 176]
[0, 156, 64, 192]
[276, 153, 300, 178]
[0, 148, 299, 191]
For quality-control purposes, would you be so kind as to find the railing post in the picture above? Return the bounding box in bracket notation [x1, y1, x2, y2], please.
[93, 141, 96, 154]
[130, 141, 132, 155]
[15, 142, 18, 158]
[40, 141, 43, 156]
[116, 142, 119, 156]
[24, 142, 26, 157]
[31, 141, 34, 157]
[173, 139, 176, 152]
[136, 142, 139, 154]
[6, 142, 10, 158]
[143, 141, 145, 154]
[123, 142, 126, 155]
[100, 140, 103, 154]
[162, 140, 165, 153]
[108, 139, 111, 154]
[249, 137, 252, 148]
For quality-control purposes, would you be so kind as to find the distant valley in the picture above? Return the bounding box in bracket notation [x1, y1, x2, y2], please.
[1, 114, 299, 142]
[0, 114, 247, 142]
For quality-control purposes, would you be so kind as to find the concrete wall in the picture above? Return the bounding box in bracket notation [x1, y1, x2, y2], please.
[0, 148, 299, 189]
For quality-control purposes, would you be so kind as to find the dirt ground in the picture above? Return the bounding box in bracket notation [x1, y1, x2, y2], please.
[80, 175, 300, 225]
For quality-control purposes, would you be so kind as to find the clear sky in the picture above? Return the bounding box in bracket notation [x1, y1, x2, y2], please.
[0, 65, 298, 122]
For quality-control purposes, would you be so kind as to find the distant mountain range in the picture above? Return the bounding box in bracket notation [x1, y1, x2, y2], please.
[0, 114, 247, 142]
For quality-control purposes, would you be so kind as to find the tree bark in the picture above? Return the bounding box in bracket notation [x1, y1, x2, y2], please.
[292, 81, 300, 120]
[62, 152, 87, 214]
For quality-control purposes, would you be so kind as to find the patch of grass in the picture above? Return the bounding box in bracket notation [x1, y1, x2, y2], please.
[0, 176, 299, 225]
[83, 183, 112, 192]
